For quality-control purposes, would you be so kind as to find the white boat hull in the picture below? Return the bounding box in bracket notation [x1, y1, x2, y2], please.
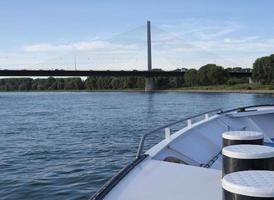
[91, 105, 274, 200]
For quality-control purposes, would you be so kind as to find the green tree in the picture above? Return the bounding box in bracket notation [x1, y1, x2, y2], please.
[253, 54, 274, 84]
[18, 78, 32, 91]
[64, 78, 84, 90]
[184, 69, 198, 86]
[85, 77, 98, 90]
[110, 77, 123, 89]
[136, 78, 145, 88]
[198, 64, 228, 85]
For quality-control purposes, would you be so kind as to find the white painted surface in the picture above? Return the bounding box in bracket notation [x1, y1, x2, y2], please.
[165, 128, 171, 141]
[222, 170, 274, 197]
[168, 118, 225, 164]
[104, 160, 222, 200]
[187, 119, 192, 128]
[151, 108, 274, 167]
[249, 114, 274, 139]
[146, 115, 220, 159]
[100, 106, 274, 200]
[222, 144, 274, 159]
[222, 131, 263, 140]
[205, 113, 209, 120]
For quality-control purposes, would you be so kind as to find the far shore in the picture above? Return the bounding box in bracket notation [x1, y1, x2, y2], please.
[163, 89, 274, 94]
[1, 88, 274, 94]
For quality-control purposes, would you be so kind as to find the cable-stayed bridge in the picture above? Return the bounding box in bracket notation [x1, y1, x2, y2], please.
[0, 21, 252, 90]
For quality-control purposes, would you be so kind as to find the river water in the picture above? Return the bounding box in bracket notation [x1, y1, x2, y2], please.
[0, 92, 274, 199]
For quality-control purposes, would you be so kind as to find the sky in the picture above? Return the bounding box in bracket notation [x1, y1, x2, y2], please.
[0, 0, 274, 70]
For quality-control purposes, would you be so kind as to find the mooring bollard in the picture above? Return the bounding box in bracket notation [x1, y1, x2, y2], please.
[222, 170, 274, 200]
[222, 131, 264, 148]
[222, 144, 274, 177]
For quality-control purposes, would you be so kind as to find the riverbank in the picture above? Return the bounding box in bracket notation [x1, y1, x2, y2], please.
[166, 83, 274, 94]
[1, 84, 274, 94]
[165, 89, 274, 94]
[1, 89, 274, 94]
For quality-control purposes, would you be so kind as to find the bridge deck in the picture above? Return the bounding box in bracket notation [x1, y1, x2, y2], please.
[0, 70, 252, 77]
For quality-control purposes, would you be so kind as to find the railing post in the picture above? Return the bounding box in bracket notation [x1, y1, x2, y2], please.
[136, 135, 145, 158]
[135, 108, 221, 158]
[205, 114, 209, 120]
[187, 119, 192, 128]
[165, 127, 171, 141]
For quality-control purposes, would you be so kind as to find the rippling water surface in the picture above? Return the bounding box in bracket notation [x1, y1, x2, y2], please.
[1, 92, 274, 199]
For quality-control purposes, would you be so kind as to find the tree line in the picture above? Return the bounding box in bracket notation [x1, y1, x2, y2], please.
[1, 53, 274, 91]
[0, 76, 185, 91]
[252, 54, 274, 84]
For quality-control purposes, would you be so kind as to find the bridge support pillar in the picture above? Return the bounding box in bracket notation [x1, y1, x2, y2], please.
[248, 77, 253, 84]
[145, 78, 156, 91]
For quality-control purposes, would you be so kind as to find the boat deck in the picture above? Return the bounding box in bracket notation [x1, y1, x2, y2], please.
[103, 159, 222, 200]
[92, 105, 274, 200]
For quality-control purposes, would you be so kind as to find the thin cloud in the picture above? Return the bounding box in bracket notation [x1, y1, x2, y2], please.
[22, 41, 139, 52]
[197, 26, 238, 40]
[223, 36, 258, 43]
[159, 19, 241, 40]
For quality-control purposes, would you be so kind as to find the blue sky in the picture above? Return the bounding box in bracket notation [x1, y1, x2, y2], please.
[0, 0, 274, 70]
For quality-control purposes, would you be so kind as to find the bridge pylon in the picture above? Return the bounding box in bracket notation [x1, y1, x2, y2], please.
[145, 21, 157, 91]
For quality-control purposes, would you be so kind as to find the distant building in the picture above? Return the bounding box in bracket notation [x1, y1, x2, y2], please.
[151, 68, 163, 71]
[231, 67, 252, 72]
[173, 68, 188, 72]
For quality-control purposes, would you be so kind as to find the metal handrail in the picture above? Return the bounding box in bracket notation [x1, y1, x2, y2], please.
[218, 104, 274, 114]
[136, 104, 274, 158]
[136, 108, 222, 158]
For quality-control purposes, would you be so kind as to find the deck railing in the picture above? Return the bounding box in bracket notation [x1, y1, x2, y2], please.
[136, 108, 222, 158]
[136, 104, 274, 158]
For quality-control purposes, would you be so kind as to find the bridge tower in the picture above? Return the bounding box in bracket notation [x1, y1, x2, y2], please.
[145, 21, 156, 91]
